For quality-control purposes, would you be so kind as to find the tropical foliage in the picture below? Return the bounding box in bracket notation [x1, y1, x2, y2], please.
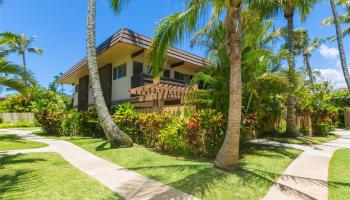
[113, 103, 226, 157]
[0, 33, 36, 93]
[0, 32, 42, 87]
[0, 94, 32, 112]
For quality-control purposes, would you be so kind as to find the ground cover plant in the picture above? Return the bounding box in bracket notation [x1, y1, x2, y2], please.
[0, 121, 36, 129]
[0, 152, 121, 200]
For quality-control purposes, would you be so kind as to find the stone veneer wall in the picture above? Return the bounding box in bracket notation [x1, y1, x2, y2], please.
[77, 64, 112, 111]
[78, 75, 89, 111]
[98, 64, 112, 109]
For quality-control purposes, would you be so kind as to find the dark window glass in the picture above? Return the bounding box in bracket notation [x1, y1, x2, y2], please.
[174, 71, 184, 80]
[133, 62, 143, 76]
[163, 69, 170, 78]
[113, 63, 127, 80]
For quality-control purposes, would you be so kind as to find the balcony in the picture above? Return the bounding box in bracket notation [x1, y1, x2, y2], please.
[131, 73, 188, 89]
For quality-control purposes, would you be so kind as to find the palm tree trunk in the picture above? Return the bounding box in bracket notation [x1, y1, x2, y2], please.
[330, 0, 350, 91]
[21, 52, 27, 87]
[214, 1, 241, 171]
[304, 54, 314, 85]
[285, 12, 300, 137]
[87, 0, 133, 147]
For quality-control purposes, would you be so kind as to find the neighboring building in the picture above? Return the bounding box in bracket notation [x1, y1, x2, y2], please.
[60, 28, 208, 111]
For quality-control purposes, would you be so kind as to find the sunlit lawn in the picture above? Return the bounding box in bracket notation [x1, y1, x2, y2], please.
[35, 131, 301, 200]
[263, 134, 339, 145]
[0, 133, 47, 151]
[329, 149, 350, 200]
[0, 153, 121, 200]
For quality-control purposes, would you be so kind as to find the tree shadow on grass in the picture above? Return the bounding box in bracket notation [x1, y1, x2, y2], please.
[0, 154, 45, 199]
[0, 134, 28, 144]
[126, 161, 350, 200]
[240, 144, 301, 159]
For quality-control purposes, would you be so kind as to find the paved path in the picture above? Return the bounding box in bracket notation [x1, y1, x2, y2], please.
[0, 129, 198, 200]
[251, 129, 350, 200]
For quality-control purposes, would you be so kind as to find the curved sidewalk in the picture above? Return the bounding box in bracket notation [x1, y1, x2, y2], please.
[251, 130, 350, 200]
[0, 129, 198, 200]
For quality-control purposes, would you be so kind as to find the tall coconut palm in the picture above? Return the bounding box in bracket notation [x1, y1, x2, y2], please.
[293, 29, 321, 85]
[147, 0, 244, 170]
[251, 0, 317, 136]
[324, 0, 350, 90]
[322, 1, 350, 40]
[0, 32, 43, 87]
[86, 0, 132, 147]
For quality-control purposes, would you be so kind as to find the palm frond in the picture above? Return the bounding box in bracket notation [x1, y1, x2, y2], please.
[0, 58, 37, 86]
[147, 0, 211, 77]
[27, 47, 43, 55]
[108, 0, 131, 14]
[0, 76, 27, 94]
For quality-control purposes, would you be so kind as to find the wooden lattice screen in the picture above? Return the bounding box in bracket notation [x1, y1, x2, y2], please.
[129, 82, 194, 102]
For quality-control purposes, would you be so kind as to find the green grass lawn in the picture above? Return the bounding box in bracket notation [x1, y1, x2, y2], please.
[0, 133, 47, 151]
[263, 134, 339, 145]
[36, 132, 301, 200]
[0, 152, 121, 200]
[329, 149, 350, 200]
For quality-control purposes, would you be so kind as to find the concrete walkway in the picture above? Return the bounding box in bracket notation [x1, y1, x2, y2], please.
[0, 129, 198, 200]
[251, 129, 350, 200]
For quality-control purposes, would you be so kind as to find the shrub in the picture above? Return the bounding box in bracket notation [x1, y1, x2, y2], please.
[113, 104, 226, 158]
[78, 107, 104, 137]
[0, 94, 32, 112]
[29, 87, 78, 136]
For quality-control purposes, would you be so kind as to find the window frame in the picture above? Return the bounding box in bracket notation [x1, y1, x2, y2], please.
[113, 63, 127, 80]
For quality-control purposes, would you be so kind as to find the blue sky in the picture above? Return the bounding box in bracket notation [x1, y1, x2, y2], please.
[1, 0, 349, 96]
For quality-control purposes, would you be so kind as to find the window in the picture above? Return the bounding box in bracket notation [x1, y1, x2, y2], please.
[113, 63, 127, 80]
[163, 69, 170, 78]
[174, 71, 192, 84]
[174, 71, 184, 80]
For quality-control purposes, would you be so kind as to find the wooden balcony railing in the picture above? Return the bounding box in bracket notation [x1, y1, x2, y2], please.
[131, 73, 188, 89]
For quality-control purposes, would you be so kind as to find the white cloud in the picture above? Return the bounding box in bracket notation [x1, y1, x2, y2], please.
[315, 66, 347, 89]
[319, 44, 339, 59]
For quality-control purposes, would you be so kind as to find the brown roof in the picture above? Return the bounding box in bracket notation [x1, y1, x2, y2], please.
[61, 28, 209, 81]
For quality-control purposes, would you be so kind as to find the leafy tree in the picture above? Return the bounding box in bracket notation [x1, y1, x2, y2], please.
[0, 32, 43, 87]
[48, 73, 64, 94]
[251, 0, 318, 136]
[86, 0, 132, 147]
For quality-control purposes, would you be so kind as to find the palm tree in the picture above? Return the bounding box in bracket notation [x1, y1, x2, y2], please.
[323, 0, 350, 90]
[0, 58, 34, 93]
[293, 29, 321, 85]
[322, 1, 350, 40]
[147, 0, 245, 170]
[86, 0, 132, 147]
[251, 0, 317, 136]
[1, 32, 43, 87]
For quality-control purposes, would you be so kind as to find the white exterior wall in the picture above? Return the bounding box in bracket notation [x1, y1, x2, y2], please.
[112, 57, 132, 101]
